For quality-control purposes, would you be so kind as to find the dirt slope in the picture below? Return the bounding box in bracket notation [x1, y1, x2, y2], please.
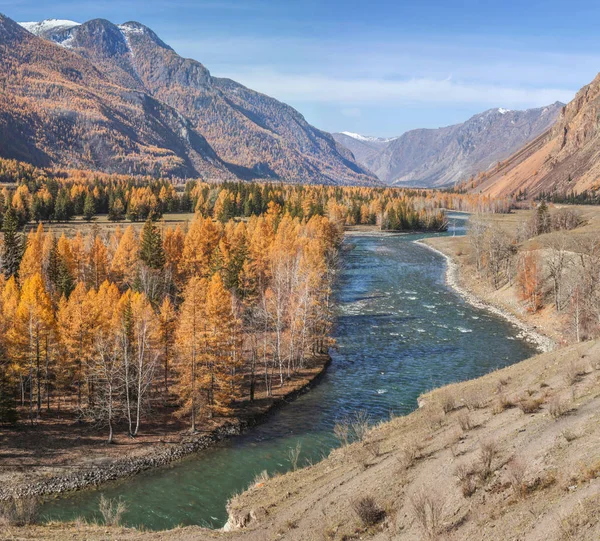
[473, 72, 600, 199]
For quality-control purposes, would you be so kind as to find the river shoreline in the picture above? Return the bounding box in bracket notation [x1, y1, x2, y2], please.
[0, 354, 331, 503]
[416, 239, 556, 353]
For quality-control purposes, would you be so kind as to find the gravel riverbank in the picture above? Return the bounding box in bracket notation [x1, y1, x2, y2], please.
[416, 239, 556, 353]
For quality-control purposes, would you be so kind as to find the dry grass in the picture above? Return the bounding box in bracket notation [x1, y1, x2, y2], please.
[288, 442, 302, 471]
[558, 495, 600, 540]
[98, 495, 127, 527]
[438, 391, 457, 414]
[564, 360, 587, 386]
[350, 411, 371, 443]
[492, 393, 515, 414]
[0, 496, 39, 527]
[561, 429, 579, 442]
[517, 395, 545, 414]
[506, 458, 528, 499]
[549, 395, 573, 419]
[252, 470, 270, 487]
[478, 440, 498, 481]
[457, 410, 473, 432]
[400, 441, 422, 469]
[464, 390, 487, 411]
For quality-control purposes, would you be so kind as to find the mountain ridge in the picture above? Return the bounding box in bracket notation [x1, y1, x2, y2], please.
[334, 103, 564, 187]
[0, 14, 378, 185]
[470, 73, 600, 198]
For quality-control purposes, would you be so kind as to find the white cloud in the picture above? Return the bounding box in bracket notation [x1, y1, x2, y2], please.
[219, 69, 575, 108]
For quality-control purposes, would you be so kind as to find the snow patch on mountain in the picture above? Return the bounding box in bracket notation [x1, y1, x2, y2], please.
[340, 132, 397, 143]
[19, 19, 80, 35]
[118, 23, 145, 35]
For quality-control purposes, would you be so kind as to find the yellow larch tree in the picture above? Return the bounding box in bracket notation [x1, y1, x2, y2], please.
[204, 273, 242, 417]
[11, 273, 54, 421]
[110, 225, 139, 287]
[19, 224, 45, 283]
[180, 217, 221, 279]
[158, 296, 177, 397]
[175, 276, 208, 432]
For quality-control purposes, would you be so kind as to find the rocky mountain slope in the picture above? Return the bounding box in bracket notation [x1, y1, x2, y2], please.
[472, 73, 600, 199]
[333, 104, 563, 187]
[0, 14, 376, 185]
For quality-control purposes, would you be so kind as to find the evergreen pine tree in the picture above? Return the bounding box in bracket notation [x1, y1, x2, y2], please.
[53, 189, 72, 222]
[83, 193, 96, 222]
[2, 207, 22, 279]
[140, 218, 165, 270]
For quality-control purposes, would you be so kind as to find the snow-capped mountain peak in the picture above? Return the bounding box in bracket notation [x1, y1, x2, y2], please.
[340, 132, 397, 143]
[19, 19, 80, 35]
[497, 108, 511, 115]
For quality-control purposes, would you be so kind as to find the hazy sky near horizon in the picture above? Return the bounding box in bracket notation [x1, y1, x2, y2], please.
[5, 0, 600, 136]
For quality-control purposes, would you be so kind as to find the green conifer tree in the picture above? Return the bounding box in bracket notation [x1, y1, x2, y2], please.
[140, 218, 165, 270]
[2, 207, 22, 279]
[83, 193, 96, 222]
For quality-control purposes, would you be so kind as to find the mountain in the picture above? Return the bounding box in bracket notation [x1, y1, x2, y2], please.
[470, 74, 600, 199]
[0, 14, 377, 185]
[331, 132, 397, 165]
[333, 104, 563, 187]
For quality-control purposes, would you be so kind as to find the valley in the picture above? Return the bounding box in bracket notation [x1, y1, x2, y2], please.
[2, 3, 600, 540]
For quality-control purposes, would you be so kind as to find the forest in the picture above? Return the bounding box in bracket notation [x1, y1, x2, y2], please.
[0, 155, 518, 436]
[0, 157, 513, 231]
[0, 200, 341, 439]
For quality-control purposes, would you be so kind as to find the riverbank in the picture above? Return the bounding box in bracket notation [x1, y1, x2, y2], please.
[416, 238, 556, 353]
[0, 354, 330, 502]
[17, 337, 600, 540]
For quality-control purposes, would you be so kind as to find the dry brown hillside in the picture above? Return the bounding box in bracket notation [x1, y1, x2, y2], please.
[470, 73, 600, 199]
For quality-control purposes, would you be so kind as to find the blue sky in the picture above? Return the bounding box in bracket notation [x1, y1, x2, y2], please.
[5, 0, 600, 136]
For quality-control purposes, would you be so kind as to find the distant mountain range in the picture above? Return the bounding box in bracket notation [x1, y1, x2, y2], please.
[333, 104, 563, 187]
[468, 73, 600, 199]
[0, 15, 377, 185]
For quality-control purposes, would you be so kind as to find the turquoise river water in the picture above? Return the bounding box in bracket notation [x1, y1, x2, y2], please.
[40, 214, 537, 530]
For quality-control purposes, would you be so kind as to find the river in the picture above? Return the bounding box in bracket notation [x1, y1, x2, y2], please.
[40, 214, 537, 530]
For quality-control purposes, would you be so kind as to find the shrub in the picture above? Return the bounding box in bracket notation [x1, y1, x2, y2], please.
[479, 440, 498, 480]
[401, 441, 421, 469]
[439, 391, 457, 414]
[0, 496, 39, 527]
[351, 496, 386, 527]
[454, 462, 477, 497]
[350, 411, 371, 443]
[549, 395, 572, 419]
[410, 489, 445, 538]
[517, 396, 544, 414]
[333, 418, 350, 447]
[506, 458, 527, 499]
[288, 441, 302, 471]
[464, 390, 487, 410]
[98, 494, 127, 527]
[457, 410, 473, 432]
